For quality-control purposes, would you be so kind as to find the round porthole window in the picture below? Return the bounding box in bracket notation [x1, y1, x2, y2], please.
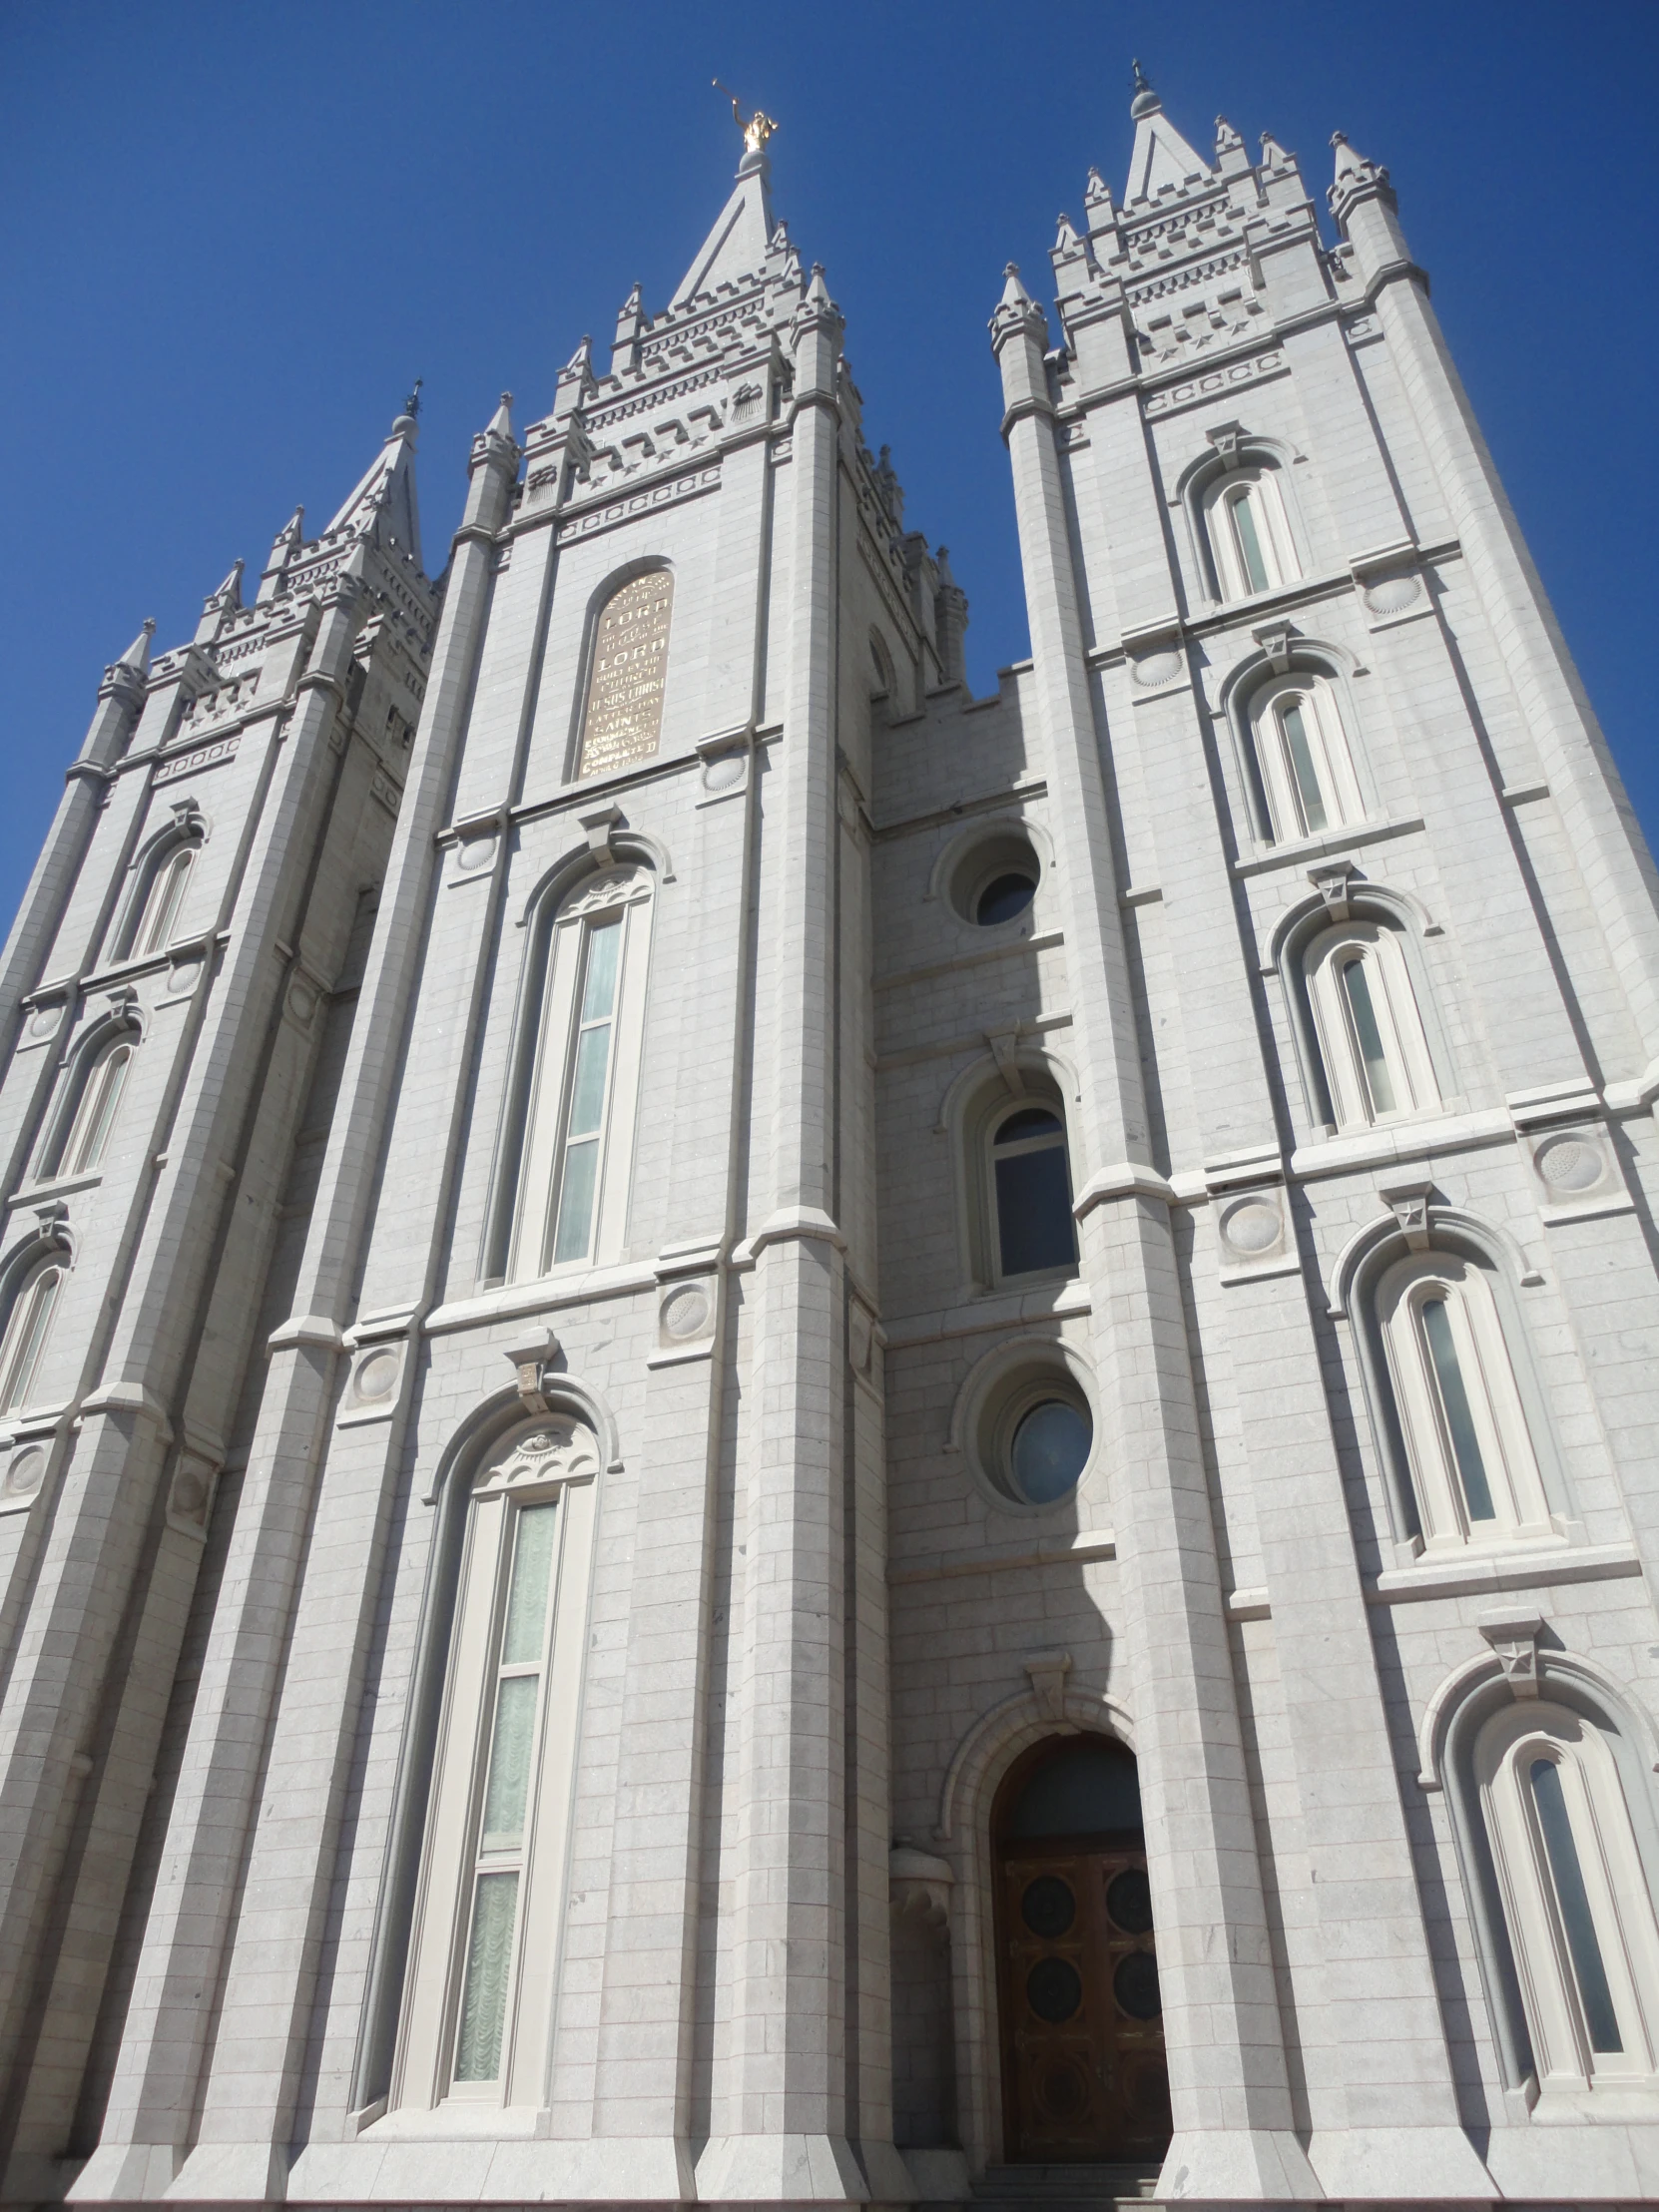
[1010, 1399, 1092, 1504]
[944, 829, 1043, 928]
[969, 1363, 1095, 1511]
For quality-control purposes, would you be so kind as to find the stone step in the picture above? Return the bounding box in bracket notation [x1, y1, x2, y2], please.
[971, 2162, 1163, 2206]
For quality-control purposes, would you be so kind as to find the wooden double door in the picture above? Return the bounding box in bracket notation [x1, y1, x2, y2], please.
[997, 1839, 1171, 2162]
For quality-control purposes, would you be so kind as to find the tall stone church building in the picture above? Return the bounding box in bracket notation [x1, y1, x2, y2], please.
[3, 64, 1659, 2212]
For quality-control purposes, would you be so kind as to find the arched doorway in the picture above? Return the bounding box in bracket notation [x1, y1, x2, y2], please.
[993, 1735, 1170, 2163]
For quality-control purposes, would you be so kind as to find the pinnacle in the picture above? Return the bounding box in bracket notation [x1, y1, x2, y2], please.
[999, 263, 1032, 305]
[117, 619, 156, 674]
[1130, 56, 1161, 120]
[807, 262, 832, 306]
[487, 391, 514, 440]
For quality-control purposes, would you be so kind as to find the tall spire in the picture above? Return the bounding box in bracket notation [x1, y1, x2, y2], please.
[324, 404, 423, 572]
[1124, 59, 1212, 202]
[670, 108, 779, 306]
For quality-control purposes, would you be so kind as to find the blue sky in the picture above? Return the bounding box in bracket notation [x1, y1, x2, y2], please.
[2, 0, 1655, 930]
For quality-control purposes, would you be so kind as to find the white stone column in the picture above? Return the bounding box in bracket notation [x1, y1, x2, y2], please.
[696, 269, 870, 2208]
[990, 267, 1321, 2205]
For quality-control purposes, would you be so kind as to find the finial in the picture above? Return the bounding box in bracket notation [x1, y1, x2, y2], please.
[1130, 57, 1161, 120]
[714, 79, 780, 157]
[403, 377, 423, 418]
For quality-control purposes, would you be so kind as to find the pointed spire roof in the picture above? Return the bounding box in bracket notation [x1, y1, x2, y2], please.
[671, 154, 776, 306]
[325, 406, 423, 571]
[487, 391, 514, 441]
[118, 618, 156, 675]
[1124, 61, 1213, 202]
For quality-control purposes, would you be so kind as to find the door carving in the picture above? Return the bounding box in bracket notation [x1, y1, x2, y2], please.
[994, 1738, 1169, 2162]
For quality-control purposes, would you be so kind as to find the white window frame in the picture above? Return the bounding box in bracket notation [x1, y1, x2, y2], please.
[1249, 677, 1364, 843]
[129, 841, 198, 959]
[391, 1417, 600, 2118]
[1377, 1252, 1552, 1553]
[1305, 921, 1438, 1130]
[506, 868, 653, 1283]
[1202, 467, 1299, 601]
[52, 1036, 133, 1179]
[1477, 1700, 1659, 2111]
[0, 1257, 65, 1416]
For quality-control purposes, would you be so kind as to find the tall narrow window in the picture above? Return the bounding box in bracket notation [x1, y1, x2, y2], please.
[551, 919, 621, 1266]
[393, 1419, 600, 2115]
[56, 1040, 132, 1177]
[133, 844, 196, 957]
[1476, 1702, 1659, 2101]
[1204, 467, 1298, 601]
[1249, 680, 1364, 844]
[504, 868, 654, 1283]
[0, 1261, 64, 1415]
[1305, 921, 1439, 1131]
[577, 571, 674, 779]
[1377, 1253, 1551, 1551]
[990, 1104, 1077, 1283]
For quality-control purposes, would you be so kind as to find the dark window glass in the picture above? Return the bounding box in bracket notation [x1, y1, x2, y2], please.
[993, 1111, 1076, 1277]
[976, 871, 1036, 926]
[1006, 1741, 1143, 1840]
[1010, 1400, 1091, 1504]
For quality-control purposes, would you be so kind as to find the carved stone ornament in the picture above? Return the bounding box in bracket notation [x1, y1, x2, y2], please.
[1219, 1191, 1284, 1260]
[1379, 1177, 1434, 1251]
[889, 1844, 955, 1931]
[1479, 1610, 1546, 1700]
[1532, 1129, 1606, 1197]
[1253, 620, 1296, 675]
[659, 1280, 714, 1346]
[1024, 1647, 1074, 1721]
[1309, 860, 1356, 921]
[503, 1327, 560, 1412]
[482, 1417, 600, 1492]
[1206, 419, 1248, 470]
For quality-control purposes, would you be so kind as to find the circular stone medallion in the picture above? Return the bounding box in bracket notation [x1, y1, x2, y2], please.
[1363, 574, 1420, 615]
[661, 1284, 712, 1341]
[1535, 1135, 1603, 1193]
[1220, 1196, 1282, 1256]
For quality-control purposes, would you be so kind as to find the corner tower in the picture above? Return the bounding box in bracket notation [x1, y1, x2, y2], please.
[66, 118, 958, 2212]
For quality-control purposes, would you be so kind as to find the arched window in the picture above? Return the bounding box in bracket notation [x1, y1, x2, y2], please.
[1476, 1701, 1659, 2099]
[1248, 678, 1363, 842]
[119, 823, 204, 962]
[1305, 920, 1438, 1129]
[392, 1416, 600, 2112]
[500, 866, 653, 1282]
[47, 1035, 133, 1180]
[988, 1101, 1077, 1284]
[0, 1257, 65, 1415]
[1202, 467, 1298, 601]
[1376, 1251, 1551, 1551]
[576, 571, 674, 779]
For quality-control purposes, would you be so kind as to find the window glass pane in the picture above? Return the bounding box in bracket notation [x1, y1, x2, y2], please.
[995, 1108, 1062, 1146]
[1010, 1399, 1091, 1504]
[976, 872, 1036, 926]
[1340, 956, 1398, 1115]
[552, 1139, 600, 1265]
[140, 848, 193, 956]
[1419, 1297, 1497, 1522]
[1529, 1756, 1624, 2053]
[67, 1046, 130, 1174]
[1279, 702, 1328, 833]
[567, 1026, 613, 1140]
[0, 1268, 61, 1413]
[1008, 1741, 1143, 1839]
[995, 1145, 1076, 1276]
[479, 1675, 539, 1852]
[1229, 488, 1271, 593]
[453, 1870, 520, 2081]
[580, 919, 621, 1022]
[501, 1502, 558, 1665]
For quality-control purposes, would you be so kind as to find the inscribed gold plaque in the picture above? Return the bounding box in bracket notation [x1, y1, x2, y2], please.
[579, 573, 674, 777]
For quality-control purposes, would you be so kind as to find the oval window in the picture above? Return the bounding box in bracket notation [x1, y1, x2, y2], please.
[1010, 1397, 1092, 1506]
